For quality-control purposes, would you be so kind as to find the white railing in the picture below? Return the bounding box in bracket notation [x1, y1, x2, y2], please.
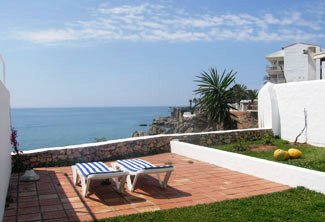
[0, 55, 5, 85]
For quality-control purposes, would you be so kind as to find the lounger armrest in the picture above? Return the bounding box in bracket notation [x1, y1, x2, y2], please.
[144, 165, 174, 170]
[87, 171, 129, 179]
[135, 166, 174, 174]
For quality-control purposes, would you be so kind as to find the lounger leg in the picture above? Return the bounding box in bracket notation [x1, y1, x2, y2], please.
[72, 166, 78, 185]
[126, 175, 138, 192]
[156, 172, 172, 188]
[113, 176, 122, 193]
[116, 175, 127, 193]
[126, 175, 134, 191]
[156, 173, 162, 187]
[162, 171, 172, 188]
[81, 175, 89, 197]
[85, 177, 91, 197]
[130, 175, 139, 192]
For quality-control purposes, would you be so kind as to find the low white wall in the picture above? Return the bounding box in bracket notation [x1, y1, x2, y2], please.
[259, 80, 325, 146]
[171, 140, 325, 194]
[0, 81, 11, 220]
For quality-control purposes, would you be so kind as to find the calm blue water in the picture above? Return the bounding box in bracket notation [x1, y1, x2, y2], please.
[11, 107, 170, 151]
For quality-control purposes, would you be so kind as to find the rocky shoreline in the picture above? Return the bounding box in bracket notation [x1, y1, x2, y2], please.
[132, 107, 258, 137]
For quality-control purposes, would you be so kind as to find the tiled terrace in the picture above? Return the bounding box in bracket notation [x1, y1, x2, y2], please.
[4, 153, 289, 222]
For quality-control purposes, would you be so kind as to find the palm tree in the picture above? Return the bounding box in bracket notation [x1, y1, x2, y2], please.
[189, 99, 193, 108]
[247, 89, 258, 103]
[192, 98, 198, 106]
[232, 84, 248, 102]
[247, 89, 258, 109]
[231, 84, 248, 109]
[194, 68, 237, 129]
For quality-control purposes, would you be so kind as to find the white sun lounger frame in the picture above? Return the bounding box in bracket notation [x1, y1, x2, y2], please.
[112, 160, 174, 192]
[71, 164, 128, 197]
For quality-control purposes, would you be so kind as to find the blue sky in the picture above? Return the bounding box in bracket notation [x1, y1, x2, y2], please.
[1, 0, 324, 108]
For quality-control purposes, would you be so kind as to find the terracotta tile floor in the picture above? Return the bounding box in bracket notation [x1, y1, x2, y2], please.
[4, 153, 289, 221]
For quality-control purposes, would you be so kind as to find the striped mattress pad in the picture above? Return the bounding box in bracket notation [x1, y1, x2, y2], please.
[76, 162, 121, 177]
[116, 159, 173, 172]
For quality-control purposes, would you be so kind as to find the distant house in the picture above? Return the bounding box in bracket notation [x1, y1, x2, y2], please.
[183, 112, 196, 119]
[265, 43, 325, 83]
[231, 100, 258, 112]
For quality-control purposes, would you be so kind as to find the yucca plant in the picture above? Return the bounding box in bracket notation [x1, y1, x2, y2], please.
[194, 68, 237, 129]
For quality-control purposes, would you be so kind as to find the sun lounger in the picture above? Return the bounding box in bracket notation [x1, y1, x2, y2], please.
[71, 161, 128, 197]
[112, 159, 174, 191]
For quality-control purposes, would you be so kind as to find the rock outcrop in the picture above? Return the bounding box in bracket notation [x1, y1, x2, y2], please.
[132, 109, 258, 137]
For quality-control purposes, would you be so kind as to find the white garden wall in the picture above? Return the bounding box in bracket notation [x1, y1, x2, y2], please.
[259, 80, 325, 146]
[171, 140, 325, 194]
[0, 81, 11, 220]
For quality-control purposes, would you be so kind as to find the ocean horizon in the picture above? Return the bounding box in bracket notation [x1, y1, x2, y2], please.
[11, 107, 171, 151]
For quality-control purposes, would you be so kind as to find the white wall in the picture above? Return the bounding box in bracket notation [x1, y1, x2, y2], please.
[284, 44, 309, 82]
[259, 80, 325, 146]
[258, 83, 280, 136]
[284, 44, 321, 82]
[171, 140, 325, 194]
[0, 81, 11, 220]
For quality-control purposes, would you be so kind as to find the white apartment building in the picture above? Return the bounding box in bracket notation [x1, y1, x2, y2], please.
[265, 43, 325, 83]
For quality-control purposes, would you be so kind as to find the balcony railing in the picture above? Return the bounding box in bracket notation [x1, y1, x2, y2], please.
[270, 77, 286, 84]
[266, 65, 283, 72]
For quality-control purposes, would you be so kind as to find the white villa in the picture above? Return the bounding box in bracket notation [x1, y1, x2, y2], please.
[265, 43, 325, 83]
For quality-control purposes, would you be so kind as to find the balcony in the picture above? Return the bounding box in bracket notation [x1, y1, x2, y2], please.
[266, 65, 283, 73]
[270, 77, 286, 84]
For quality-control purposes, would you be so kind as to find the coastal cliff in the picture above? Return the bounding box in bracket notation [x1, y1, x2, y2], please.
[132, 108, 258, 137]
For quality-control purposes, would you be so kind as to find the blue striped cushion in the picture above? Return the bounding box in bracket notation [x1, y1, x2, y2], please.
[76, 162, 120, 177]
[117, 159, 173, 172]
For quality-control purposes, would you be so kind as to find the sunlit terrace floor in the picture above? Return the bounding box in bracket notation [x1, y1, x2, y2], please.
[4, 153, 289, 222]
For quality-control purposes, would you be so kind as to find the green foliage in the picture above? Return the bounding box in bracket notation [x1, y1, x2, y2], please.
[98, 187, 325, 222]
[231, 84, 248, 104]
[212, 138, 325, 172]
[11, 127, 25, 172]
[261, 133, 274, 145]
[194, 68, 237, 129]
[232, 140, 248, 152]
[247, 89, 258, 103]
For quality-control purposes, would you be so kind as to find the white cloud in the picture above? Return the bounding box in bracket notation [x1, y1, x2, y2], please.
[13, 3, 325, 45]
[18, 29, 79, 43]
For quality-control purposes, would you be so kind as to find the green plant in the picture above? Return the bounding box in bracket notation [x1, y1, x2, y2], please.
[261, 134, 274, 145]
[212, 138, 325, 172]
[231, 84, 248, 106]
[11, 127, 24, 172]
[247, 89, 258, 108]
[194, 68, 237, 129]
[233, 140, 248, 152]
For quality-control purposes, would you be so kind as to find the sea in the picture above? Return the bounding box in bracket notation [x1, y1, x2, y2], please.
[11, 107, 170, 151]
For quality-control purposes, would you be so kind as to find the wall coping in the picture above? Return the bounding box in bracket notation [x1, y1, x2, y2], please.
[18, 128, 270, 155]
